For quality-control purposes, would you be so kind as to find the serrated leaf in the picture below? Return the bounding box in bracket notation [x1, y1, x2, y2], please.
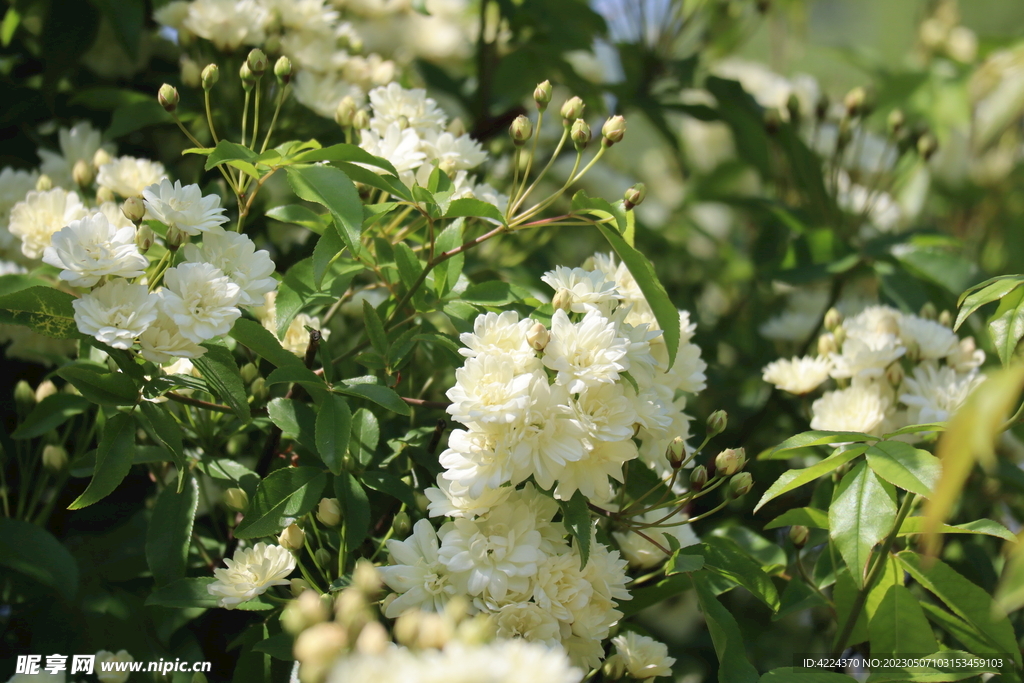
[763, 507, 829, 530]
[267, 398, 318, 454]
[12, 394, 90, 439]
[235, 467, 327, 539]
[559, 490, 592, 569]
[445, 197, 507, 225]
[265, 365, 329, 403]
[205, 140, 258, 170]
[0, 286, 80, 338]
[868, 584, 940, 656]
[955, 275, 1024, 331]
[0, 518, 79, 601]
[754, 446, 867, 513]
[829, 462, 897, 586]
[287, 165, 364, 259]
[146, 476, 198, 586]
[230, 318, 305, 369]
[770, 431, 877, 454]
[68, 412, 136, 509]
[333, 381, 411, 416]
[898, 516, 1016, 541]
[361, 471, 416, 508]
[989, 286, 1024, 366]
[348, 408, 379, 466]
[316, 395, 351, 475]
[692, 571, 760, 683]
[595, 223, 680, 368]
[680, 538, 780, 611]
[338, 471, 370, 554]
[570, 189, 628, 234]
[193, 343, 250, 422]
[865, 441, 940, 497]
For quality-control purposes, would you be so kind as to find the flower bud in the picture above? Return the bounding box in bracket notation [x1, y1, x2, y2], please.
[35, 380, 57, 403]
[239, 63, 256, 91]
[527, 322, 549, 351]
[35, 175, 53, 192]
[560, 96, 585, 122]
[165, 224, 188, 251]
[833, 325, 847, 349]
[905, 339, 921, 363]
[938, 310, 952, 327]
[844, 86, 866, 117]
[72, 159, 94, 187]
[447, 117, 466, 137]
[96, 186, 115, 204]
[93, 148, 113, 169]
[283, 589, 329, 634]
[355, 621, 390, 655]
[552, 288, 573, 312]
[789, 524, 809, 547]
[534, 80, 552, 110]
[715, 447, 746, 476]
[42, 444, 68, 473]
[279, 523, 305, 551]
[122, 196, 146, 225]
[824, 307, 842, 332]
[202, 64, 220, 90]
[314, 548, 332, 569]
[917, 132, 938, 160]
[290, 578, 310, 597]
[247, 48, 268, 76]
[224, 487, 249, 511]
[335, 96, 358, 127]
[238, 363, 259, 386]
[274, 56, 292, 84]
[352, 559, 382, 598]
[689, 464, 708, 490]
[729, 471, 753, 498]
[786, 92, 802, 125]
[352, 109, 371, 130]
[393, 510, 411, 536]
[887, 109, 905, 136]
[919, 301, 937, 320]
[317, 497, 342, 526]
[335, 587, 369, 631]
[706, 410, 727, 437]
[885, 362, 904, 386]
[666, 436, 687, 468]
[509, 115, 533, 146]
[250, 377, 269, 403]
[14, 380, 35, 416]
[158, 83, 179, 112]
[570, 118, 591, 152]
[623, 182, 646, 210]
[293, 622, 347, 677]
[601, 115, 626, 145]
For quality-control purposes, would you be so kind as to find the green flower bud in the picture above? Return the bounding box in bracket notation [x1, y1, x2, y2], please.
[246, 48, 268, 76]
[789, 524, 809, 547]
[239, 63, 256, 91]
[282, 589, 329, 635]
[623, 182, 646, 210]
[314, 548, 332, 569]
[690, 465, 708, 490]
[844, 86, 866, 117]
[887, 109, 905, 136]
[818, 332, 838, 357]
[667, 436, 687, 468]
[290, 578, 310, 597]
[352, 109, 371, 130]
[135, 224, 155, 253]
[763, 108, 782, 135]
[393, 510, 412, 536]
[72, 159, 94, 188]
[122, 196, 146, 225]
[250, 377, 269, 403]
[919, 301, 937, 320]
[938, 310, 952, 327]
[202, 64, 220, 90]
[35, 175, 53, 192]
[224, 487, 249, 511]
[274, 56, 293, 84]
[14, 380, 35, 417]
[570, 118, 591, 152]
[240, 362, 259, 385]
[509, 115, 533, 146]
[158, 83, 179, 112]
[917, 132, 938, 160]
[93, 148, 112, 170]
[560, 96, 585, 123]
[335, 96, 357, 127]
[706, 409, 728, 437]
[165, 224, 188, 251]
[42, 444, 68, 473]
[317, 497, 342, 526]
[824, 307, 842, 332]
[815, 92, 829, 122]
[715, 447, 746, 476]
[534, 80, 552, 110]
[729, 471, 753, 498]
[786, 92, 802, 125]
[885, 362, 904, 386]
[278, 523, 305, 551]
[352, 559, 382, 598]
[833, 325, 847, 349]
[601, 115, 626, 145]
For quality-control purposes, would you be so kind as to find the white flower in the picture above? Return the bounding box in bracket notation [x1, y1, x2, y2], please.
[898, 314, 960, 360]
[542, 309, 630, 393]
[160, 262, 242, 343]
[613, 507, 699, 569]
[359, 123, 427, 186]
[425, 474, 512, 519]
[43, 213, 148, 287]
[367, 83, 447, 135]
[900, 363, 986, 425]
[38, 122, 111, 189]
[0, 167, 39, 226]
[420, 130, 487, 170]
[948, 336, 985, 372]
[571, 383, 637, 442]
[6, 670, 66, 683]
[94, 201, 135, 229]
[73, 279, 158, 349]
[495, 602, 561, 646]
[95, 650, 134, 683]
[762, 355, 832, 394]
[829, 333, 905, 380]
[208, 542, 295, 608]
[457, 310, 538, 372]
[503, 378, 587, 490]
[810, 383, 892, 435]
[380, 519, 456, 618]
[531, 551, 592, 623]
[611, 632, 676, 680]
[153, 0, 190, 29]
[292, 70, 364, 120]
[183, 230, 276, 305]
[845, 305, 902, 337]
[439, 426, 517, 498]
[282, 313, 327, 354]
[97, 157, 167, 198]
[8, 188, 88, 259]
[183, 0, 270, 51]
[555, 439, 636, 503]
[138, 311, 207, 364]
[446, 357, 536, 425]
[143, 179, 228, 235]
[542, 266, 621, 314]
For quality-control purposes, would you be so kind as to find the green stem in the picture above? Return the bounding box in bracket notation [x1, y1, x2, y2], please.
[510, 109, 544, 211]
[259, 84, 288, 154]
[511, 126, 568, 215]
[250, 77, 262, 152]
[241, 90, 250, 148]
[204, 90, 220, 144]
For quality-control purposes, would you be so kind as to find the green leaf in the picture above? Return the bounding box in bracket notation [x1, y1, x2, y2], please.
[881, 422, 947, 439]
[138, 401, 185, 473]
[868, 584, 940, 656]
[955, 275, 1024, 331]
[665, 551, 705, 576]
[253, 633, 294, 661]
[362, 300, 389, 356]
[433, 222, 464, 296]
[145, 577, 273, 610]
[287, 165, 364, 258]
[620, 574, 692, 617]
[897, 516, 1017, 541]
[316, 395, 352, 475]
[595, 222, 680, 368]
[55, 363, 139, 406]
[864, 650, 1001, 682]
[989, 285, 1024, 366]
[891, 239, 977, 296]
[333, 381, 411, 416]
[12, 394, 90, 439]
[0, 517, 79, 601]
[265, 365, 329, 403]
[230, 319, 305, 369]
[829, 462, 897, 586]
[0, 286, 80, 338]
[235, 467, 327, 539]
[393, 242, 424, 291]
[833, 567, 869, 647]
[193, 343, 251, 422]
[920, 602, 1001, 657]
[291, 143, 399, 176]
[265, 204, 328, 232]
[267, 398, 318, 454]
[1, 7, 21, 47]
[338, 471, 370, 554]
[681, 538, 780, 611]
[763, 507, 829, 530]
[770, 431, 876, 455]
[348, 408, 380, 466]
[311, 221, 345, 290]
[68, 412, 136, 509]
[146, 475, 198, 587]
[461, 280, 530, 306]
[361, 471, 417, 508]
[865, 441, 940, 497]
[760, 671, 857, 683]
[897, 551, 1022, 665]
[445, 197, 507, 226]
[205, 140, 258, 170]
[570, 189, 628, 234]
[692, 571, 760, 683]
[559, 490, 592, 569]
[754, 446, 867, 513]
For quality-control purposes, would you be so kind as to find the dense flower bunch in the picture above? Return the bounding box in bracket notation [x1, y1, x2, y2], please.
[762, 304, 985, 436]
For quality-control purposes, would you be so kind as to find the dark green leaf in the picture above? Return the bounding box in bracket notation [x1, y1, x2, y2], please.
[13, 394, 90, 439]
[146, 476, 198, 586]
[682, 538, 780, 611]
[265, 204, 328, 233]
[338, 472, 370, 554]
[333, 381, 411, 416]
[445, 197, 507, 226]
[692, 571, 760, 683]
[230, 319, 305, 369]
[764, 507, 829, 530]
[0, 517, 79, 601]
[205, 140, 258, 170]
[138, 401, 185, 472]
[193, 343, 251, 422]
[461, 280, 530, 306]
[287, 165, 364, 258]
[348, 408, 379, 466]
[316, 395, 352, 475]
[55, 363, 138, 406]
[362, 300, 388, 357]
[291, 143, 399, 176]
[393, 242, 424, 291]
[0, 286, 79, 338]
[361, 471, 417, 508]
[145, 577, 273, 610]
[267, 398, 318, 454]
[559, 491, 591, 569]
[235, 467, 327, 539]
[868, 584, 940, 656]
[68, 412, 136, 509]
[253, 633, 294, 661]
[312, 221, 345, 290]
[265, 365, 329, 403]
[897, 516, 1016, 541]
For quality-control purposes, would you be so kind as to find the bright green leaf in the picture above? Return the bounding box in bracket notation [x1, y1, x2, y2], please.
[829, 462, 897, 586]
[235, 467, 327, 539]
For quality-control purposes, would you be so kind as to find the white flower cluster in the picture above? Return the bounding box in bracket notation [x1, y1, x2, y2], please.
[358, 84, 506, 210]
[337, 0, 476, 66]
[440, 253, 706, 502]
[154, 0, 397, 118]
[208, 541, 296, 608]
[762, 305, 986, 436]
[380, 486, 629, 670]
[329, 638, 582, 683]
